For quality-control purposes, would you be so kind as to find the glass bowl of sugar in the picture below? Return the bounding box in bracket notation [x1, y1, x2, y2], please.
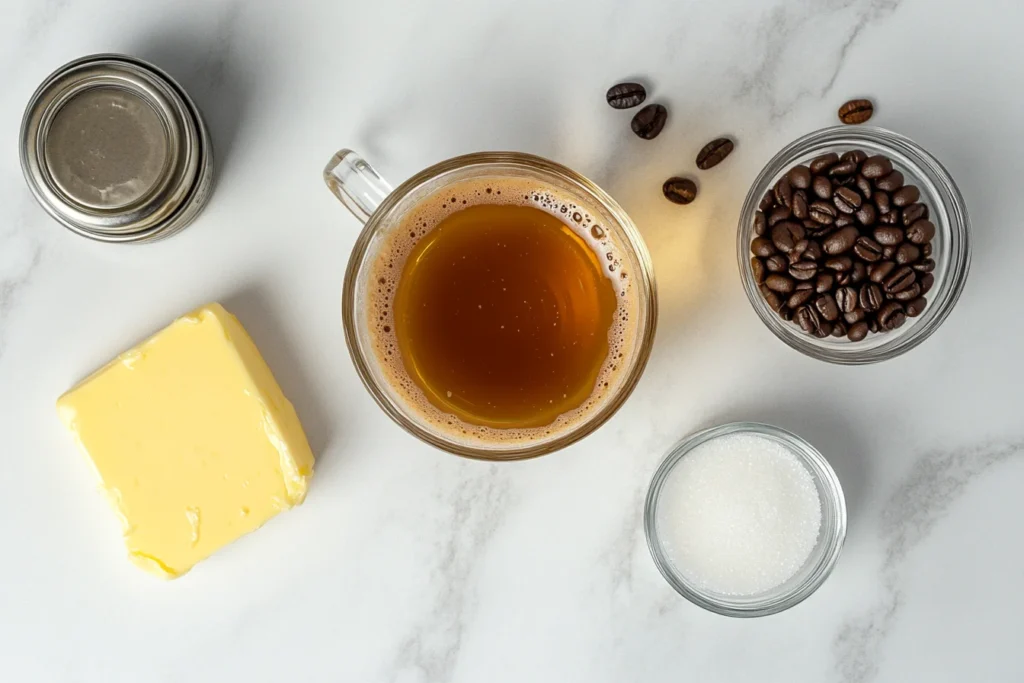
[644, 422, 846, 617]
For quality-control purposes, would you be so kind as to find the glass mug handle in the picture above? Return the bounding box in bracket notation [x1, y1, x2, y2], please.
[323, 149, 394, 224]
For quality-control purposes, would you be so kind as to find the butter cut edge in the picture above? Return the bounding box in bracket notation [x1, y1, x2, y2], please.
[199, 303, 316, 505]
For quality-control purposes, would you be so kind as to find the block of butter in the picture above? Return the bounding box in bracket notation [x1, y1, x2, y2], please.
[57, 303, 315, 579]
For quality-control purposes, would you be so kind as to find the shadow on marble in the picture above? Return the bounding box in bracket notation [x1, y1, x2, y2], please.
[130, 5, 258, 188]
[701, 399, 869, 525]
[222, 286, 338, 466]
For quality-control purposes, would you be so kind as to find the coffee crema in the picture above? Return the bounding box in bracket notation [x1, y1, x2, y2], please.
[365, 176, 639, 446]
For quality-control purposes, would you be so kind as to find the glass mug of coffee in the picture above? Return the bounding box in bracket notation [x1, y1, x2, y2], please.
[324, 150, 657, 459]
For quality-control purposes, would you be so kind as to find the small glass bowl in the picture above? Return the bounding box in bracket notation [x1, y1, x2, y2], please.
[644, 422, 847, 617]
[737, 126, 971, 364]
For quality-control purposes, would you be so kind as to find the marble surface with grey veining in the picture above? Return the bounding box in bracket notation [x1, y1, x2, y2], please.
[2, 0, 1023, 681]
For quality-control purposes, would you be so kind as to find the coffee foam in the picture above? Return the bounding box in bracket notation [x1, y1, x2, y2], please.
[364, 175, 641, 449]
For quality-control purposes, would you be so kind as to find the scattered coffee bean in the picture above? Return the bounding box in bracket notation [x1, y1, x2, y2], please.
[696, 138, 734, 169]
[631, 104, 667, 139]
[838, 99, 874, 124]
[751, 148, 935, 342]
[875, 170, 904, 192]
[905, 220, 937, 244]
[892, 185, 920, 207]
[606, 82, 646, 109]
[663, 177, 697, 204]
[902, 203, 928, 226]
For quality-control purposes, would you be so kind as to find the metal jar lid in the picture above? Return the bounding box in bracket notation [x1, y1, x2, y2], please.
[20, 54, 214, 243]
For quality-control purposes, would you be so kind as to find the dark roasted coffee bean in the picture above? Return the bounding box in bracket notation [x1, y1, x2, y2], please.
[804, 240, 823, 261]
[845, 309, 866, 324]
[823, 226, 859, 254]
[923, 242, 932, 257]
[752, 237, 776, 257]
[828, 159, 859, 177]
[838, 99, 874, 124]
[920, 272, 935, 294]
[834, 214, 855, 229]
[869, 318, 880, 333]
[774, 176, 794, 208]
[790, 239, 809, 261]
[856, 174, 873, 200]
[884, 266, 916, 294]
[765, 274, 795, 293]
[901, 203, 928, 226]
[896, 243, 921, 265]
[787, 289, 815, 309]
[874, 190, 892, 215]
[816, 294, 840, 321]
[792, 191, 809, 220]
[760, 190, 775, 212]
[815, 272, 834, 293]
[751, 257, 766, 284]
[906, 219, 935, 244]
[878, 301, 906, 330]
[809, 201, 838, 225]
[855, 202, 877, 226]
[825, 256, 853, 271]
[631, 104, 667, 139]
[833, 186, 863, 214]
[859, 283, 884, 311]
[787, 165, 812, 189]
[696, 138, 734, 169]
[760, 284, 783, 312]
[850, 261, 867, 284]
[835, 286, 857, 313]
[842, 149, 868, 166]
[780, 306, 794, 322]
[879, 210, 899, 225]
[913, 258, 936, 273]
[606, 82, 646, 109]
[906, 297, 928, 317]
[796, 281, 815, 291]
[847, 321, 870, 341]
[766, 254, 788, 272]
[795, 306, 821, 335]
[869, 260, 896, 283]
[812, 175, 832, 200]
[854, 236, 884, 262]
[789, 261, 819, 281]
[803, 219, 823, 231]
[663, 177, 697, 204]
[860, 155, 893, 179]
[894, 282, 922, 301]
[753, 210, 767, 236]
[874, 226, 904, 245]
[809, 152, 840, 175]
[815, 322, 834, 338]
[892, 185, 920, 207]
[836, 271, 851, 286]
[832, 322, 847, 337]
[883, 245, 897, 259]
[768, 205, 792, 226]
[771, 221, 805, 252]
[875, 170, 904, 192]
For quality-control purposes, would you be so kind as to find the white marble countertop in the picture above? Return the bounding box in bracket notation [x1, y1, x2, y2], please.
[2, 0, 1022, 681]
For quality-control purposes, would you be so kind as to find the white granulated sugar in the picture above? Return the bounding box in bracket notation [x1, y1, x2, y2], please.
[657, 433, 822, 596]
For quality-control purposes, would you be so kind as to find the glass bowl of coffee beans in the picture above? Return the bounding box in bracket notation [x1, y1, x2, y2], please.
[738, 126, 970, 364]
